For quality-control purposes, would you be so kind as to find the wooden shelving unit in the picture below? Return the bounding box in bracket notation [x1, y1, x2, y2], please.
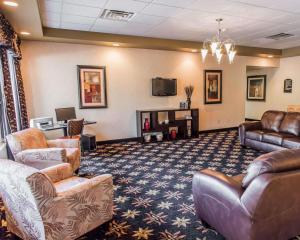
[136, 108, 199, 143]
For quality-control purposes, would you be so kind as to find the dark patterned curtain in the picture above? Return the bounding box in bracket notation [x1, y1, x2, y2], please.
[0, 13, 28, 134]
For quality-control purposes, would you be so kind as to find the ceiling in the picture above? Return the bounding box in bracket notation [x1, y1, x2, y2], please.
[39, 0, 300, 49]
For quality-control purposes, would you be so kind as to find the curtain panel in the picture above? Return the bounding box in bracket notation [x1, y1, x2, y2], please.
[0, 13, 28, 134]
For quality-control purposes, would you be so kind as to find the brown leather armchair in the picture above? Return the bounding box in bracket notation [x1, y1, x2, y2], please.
[193, 149, 300, 240]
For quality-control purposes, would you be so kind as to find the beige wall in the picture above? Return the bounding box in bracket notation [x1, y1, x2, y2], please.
[21, 41, 279, 140]
[245, 56, 300, 120]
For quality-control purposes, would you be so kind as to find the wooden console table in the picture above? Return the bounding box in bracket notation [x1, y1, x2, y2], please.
[136, 108, 199, 143]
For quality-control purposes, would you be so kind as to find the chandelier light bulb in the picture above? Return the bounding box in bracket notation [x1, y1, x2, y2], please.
[224, 43, 232, 54]
[201, 48, 208, 62]
[210, 42, 218, 55]
[228, 50, 236, 64]
[217, 53, 223, 64]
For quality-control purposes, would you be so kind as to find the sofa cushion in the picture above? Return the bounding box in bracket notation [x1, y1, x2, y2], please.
[246, 130, 271, 141]
[262, 132, 293, 146]
[261, 110, 286, 132]
[242, 149, 300, 188]
[282, 138, 300, 149]
[279, 112, 300, 136]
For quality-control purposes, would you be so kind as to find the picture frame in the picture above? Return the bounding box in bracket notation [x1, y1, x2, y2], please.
[77, 65, 107, 109]
[204, 70, 222, 104]
[247, 75, 266, 101]
[284, 79, 292, 93]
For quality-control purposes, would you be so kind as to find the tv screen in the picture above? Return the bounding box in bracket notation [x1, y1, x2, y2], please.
[152, 78, 177, 96]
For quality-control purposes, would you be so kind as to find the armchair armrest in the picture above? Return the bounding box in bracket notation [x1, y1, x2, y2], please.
[193, 169, 244, 207]
[41, 163, 73, 183]
[238, 121, 262, 145]
[16, 148, 67, 164]
[47, 139, 79, 149]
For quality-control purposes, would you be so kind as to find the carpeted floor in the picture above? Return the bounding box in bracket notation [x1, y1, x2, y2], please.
[0, 130, 264, 240]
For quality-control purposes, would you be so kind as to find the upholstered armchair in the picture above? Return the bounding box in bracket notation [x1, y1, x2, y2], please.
[0, 159, 113, 240]
[6, 128, 80, 171]
[193, 149, 300, 240]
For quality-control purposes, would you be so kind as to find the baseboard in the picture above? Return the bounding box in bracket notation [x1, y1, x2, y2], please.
[97, 137, 140, 145]
[199, 127, 238, 134]
[245, 118, 260, 121]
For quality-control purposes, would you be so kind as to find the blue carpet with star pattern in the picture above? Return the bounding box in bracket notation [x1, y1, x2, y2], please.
[0, 130, 264, 239]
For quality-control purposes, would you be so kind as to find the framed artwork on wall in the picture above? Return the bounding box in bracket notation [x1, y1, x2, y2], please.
[77, 65, 107, 109]
[204, 70, 222, 104]
[247, 75, 266, 101]
[284, 79, 292, 93]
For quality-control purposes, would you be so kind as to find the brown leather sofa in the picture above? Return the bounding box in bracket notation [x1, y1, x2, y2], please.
[193, 149, 300, 240]
[239, 110, 300, 152]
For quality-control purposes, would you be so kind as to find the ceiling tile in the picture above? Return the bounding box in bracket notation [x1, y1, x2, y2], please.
[141, 4, 183, 17]
[92, 19, 127, 33]
[61, 22, 91, 31]
[104, 0, 149, 12]
[131, 14, 166, 25]
[39, 0, 62, 13]
[152, 0, 197, 8]
[62, 3, 102, 17]
[118, 22, 154, 35]
[63, 0, 107, 8]
[42, 19, 60, 28]
[61, 14, 96, 25]
[41, 11, 60, 22]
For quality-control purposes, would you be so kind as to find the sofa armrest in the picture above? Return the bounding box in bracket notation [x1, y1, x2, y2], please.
[41, 163, 73, 183]
[238, 121, 262, 145]
[16, 148, 67, 164]
[193, 169, 244, 209]
[47, 139, 79, 149]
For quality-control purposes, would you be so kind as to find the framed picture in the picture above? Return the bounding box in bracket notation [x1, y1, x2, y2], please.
[247, 75, 266, 101]
[204, 70, 222, 104]
[284, 79, 292, 93]
[77, 65, 107, 109]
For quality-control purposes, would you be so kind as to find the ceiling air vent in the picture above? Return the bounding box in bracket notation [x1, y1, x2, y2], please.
[265, 33, 294, 41]
[100, 9, 135, 22]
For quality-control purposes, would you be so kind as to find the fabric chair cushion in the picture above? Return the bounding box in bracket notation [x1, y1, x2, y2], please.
[282, 138, 300, 149]
[279, 112, 300, 136]
[54, 176, 88, 193]
[65, 148, 81, 170]
[13, 128, 48, 150]
[242, 149, 300, 188]
[261, 111, 286, 132]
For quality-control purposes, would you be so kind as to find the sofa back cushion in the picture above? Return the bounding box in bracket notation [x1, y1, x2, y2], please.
[261, 110, 285, 132]
[279, 112, 300, 136]
[242, 149, 300, 188]
[6, 128, 48, 155]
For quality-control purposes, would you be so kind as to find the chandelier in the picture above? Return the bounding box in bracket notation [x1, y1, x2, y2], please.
[201, 18, 236, 64]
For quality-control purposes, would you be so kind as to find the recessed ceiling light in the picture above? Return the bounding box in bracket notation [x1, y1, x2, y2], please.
[113, 43, 120, 47]
[20, 31, 30, 35]
[191, 49, 197, 53]
[268, 55, 274, 58]
[3, 1, 18, 7]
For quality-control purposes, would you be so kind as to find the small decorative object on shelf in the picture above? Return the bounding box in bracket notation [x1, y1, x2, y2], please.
[144, 134, 151, 143]
[180, 101, 187, 109]
[184, 85, 194, 109]
[144, 118, 150, 131]
[164, 119, 169, 124]
[156, 133, 163, 141]
[171, 129, 177, 140]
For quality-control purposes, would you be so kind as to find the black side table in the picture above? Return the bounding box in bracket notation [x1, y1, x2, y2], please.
[82, 134, 96, 152]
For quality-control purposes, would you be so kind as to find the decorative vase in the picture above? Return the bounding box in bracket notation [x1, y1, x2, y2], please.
[144, 134, 151, 143]
[187, 97, 191, 109]
[171, 129, 177, 140]
[156, 133, 163, 142]
[144, 118, 150, 131]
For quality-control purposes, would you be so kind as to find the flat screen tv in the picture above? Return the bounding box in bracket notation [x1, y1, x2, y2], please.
[152, 78, 177, 96]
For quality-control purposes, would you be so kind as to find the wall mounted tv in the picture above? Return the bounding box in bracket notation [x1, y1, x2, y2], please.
[152, 77, 177, 96]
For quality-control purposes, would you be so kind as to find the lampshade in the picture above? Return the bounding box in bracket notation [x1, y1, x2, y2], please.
[224, 43, 232, 54]
[201, 48, 208, 61]
[228, 50, 236, 63]
[210, 42, 218, 55]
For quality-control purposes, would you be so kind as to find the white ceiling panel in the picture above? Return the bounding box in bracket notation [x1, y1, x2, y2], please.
[39, 0, 300, 49]
[131, 14, 166, 26]
[62, 3, 102, 17]
[141, 4, 183, 17]
[105, 0, 148, 12]
[63, 0, 107, 8]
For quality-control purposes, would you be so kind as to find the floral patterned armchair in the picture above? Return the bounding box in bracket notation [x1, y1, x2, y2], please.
[0, 159, 113, 240]
[6, 128, 80, 171]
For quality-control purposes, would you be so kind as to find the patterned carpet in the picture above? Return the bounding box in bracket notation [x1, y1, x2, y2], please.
[0, 130, 263, 240]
